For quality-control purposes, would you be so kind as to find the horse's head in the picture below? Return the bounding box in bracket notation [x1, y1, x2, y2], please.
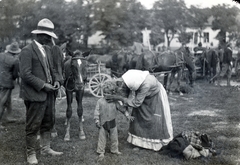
[116, 51, 132, 73]
[64, 53, 87, 91]
[106, 51, 130, 77]
[135, 50, 157, 72]
[71, 54, 87, 90]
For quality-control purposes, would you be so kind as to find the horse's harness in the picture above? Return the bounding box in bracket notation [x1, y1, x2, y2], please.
[154, 50, 186, 71]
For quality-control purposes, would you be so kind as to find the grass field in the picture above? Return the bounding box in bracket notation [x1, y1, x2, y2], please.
[0, 78, 240, 165]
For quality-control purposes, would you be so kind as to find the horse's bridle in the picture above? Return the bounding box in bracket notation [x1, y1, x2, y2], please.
[65, 56, 85, 92]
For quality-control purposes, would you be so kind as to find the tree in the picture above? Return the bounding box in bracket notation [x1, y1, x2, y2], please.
[0, 0, 23, 45]
[232, 13, 240, 47]
[178, 31, 192, 46]
[60, 0, 96, 49]
[92, 0, 147, 51]
[211, 4, 239, 46]
[188, 6, 211, 44]
[152, 0, 189, 47]
[149, 8, 165, 48]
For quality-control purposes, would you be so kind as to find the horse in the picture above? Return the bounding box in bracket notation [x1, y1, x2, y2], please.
[86, 51, 129, 78]
[63, 51, 88, 141]
[134, 47, 195, 94]
[201, 48, 221, 81]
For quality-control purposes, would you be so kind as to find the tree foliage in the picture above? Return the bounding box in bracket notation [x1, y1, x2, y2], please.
[92, 0, 148, 49]
[0, 0, 240, 51]
[188, 6, 211, 43]
[152, 0, 190, 47]
[211, 4, 239, 46]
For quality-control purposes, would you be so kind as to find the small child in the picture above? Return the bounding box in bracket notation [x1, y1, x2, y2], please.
[94, 81, 133, 161]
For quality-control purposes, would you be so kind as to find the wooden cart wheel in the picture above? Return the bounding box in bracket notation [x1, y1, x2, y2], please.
[88, 73, 112, 97]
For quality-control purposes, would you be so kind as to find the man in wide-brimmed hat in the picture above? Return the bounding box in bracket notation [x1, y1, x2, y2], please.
[0, 42, 21, 132]
[19, 18, 63, 165]
[6, 42, 21, 54]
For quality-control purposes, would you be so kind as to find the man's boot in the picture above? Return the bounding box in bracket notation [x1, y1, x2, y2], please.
[27, 154, 38, 165]
[26, 135, 38, 164]
[40, 132, 63, 156]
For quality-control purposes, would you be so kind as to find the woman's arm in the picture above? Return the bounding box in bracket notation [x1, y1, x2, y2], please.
[126, 84, 150, 108]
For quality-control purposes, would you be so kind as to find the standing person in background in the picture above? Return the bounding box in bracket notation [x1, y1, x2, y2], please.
[211, 43, 233, 86]
[19, 18, 63, 165]
[106, 69, 173, 151]
[234, 50, 240, 82]
[132, 41, 144, 55]
[0, 42, 21, 131]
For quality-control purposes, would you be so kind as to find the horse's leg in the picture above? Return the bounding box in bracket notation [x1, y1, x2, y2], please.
[212, 64, 217, 83]
[176, 69, 183, 95]
[187, 67, 194, 87]
[163, 72, 169, 91]
[205, 62, 210, 81]
[76, 88, 86, 140]
[64, 90, 73, 141]
[51, 98, 58, 138]
[167, 72, 175, 95]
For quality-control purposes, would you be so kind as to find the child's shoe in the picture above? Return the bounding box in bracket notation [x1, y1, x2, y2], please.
[112, 151, 122, 155]
[97, 153, 104, 162]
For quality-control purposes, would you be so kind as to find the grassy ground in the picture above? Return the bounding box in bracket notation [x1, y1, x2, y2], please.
[0, 78, 240, 165]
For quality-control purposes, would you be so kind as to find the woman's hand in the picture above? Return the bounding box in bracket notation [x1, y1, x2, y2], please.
[127, 116, 135, 122]
[125, 111, 134, 121]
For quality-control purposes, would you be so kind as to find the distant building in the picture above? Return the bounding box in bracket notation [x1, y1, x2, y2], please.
[164, 27, 220, 52]
[163, 16, 225, 52]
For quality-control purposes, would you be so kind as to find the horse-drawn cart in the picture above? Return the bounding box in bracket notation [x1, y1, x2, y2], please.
[86, 62, 112, 97]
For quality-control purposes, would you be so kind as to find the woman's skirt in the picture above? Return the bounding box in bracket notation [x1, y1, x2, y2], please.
[127, 83, 173, 151]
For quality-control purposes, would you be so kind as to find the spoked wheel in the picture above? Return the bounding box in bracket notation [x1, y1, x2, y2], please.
[88, 73, 112, 97]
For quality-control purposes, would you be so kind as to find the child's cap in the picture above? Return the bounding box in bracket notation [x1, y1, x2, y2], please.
[102, 80, 116, 95]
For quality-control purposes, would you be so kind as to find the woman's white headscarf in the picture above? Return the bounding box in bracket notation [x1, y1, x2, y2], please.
[122, 69, 149, 91]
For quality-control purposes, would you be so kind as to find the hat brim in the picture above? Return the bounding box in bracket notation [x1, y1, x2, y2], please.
[6, 45, 21, 54]
[31, 30, 58, 39]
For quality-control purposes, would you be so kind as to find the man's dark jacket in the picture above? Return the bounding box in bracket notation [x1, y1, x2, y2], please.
[19, 41, 60, 102]
[222, 47, 232, 65]
[0, 52, 19, 89]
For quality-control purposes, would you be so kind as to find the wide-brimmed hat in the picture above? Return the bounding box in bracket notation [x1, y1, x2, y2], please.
[31, 18, 58, 39]
[6, 42, 21, 54]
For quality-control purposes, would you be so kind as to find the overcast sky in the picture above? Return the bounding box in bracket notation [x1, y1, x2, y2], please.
[139, 0, 240, 9]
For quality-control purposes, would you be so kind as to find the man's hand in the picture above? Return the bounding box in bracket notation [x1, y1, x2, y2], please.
[54, 81, 61, 89]
[43, 83, 58, 92]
